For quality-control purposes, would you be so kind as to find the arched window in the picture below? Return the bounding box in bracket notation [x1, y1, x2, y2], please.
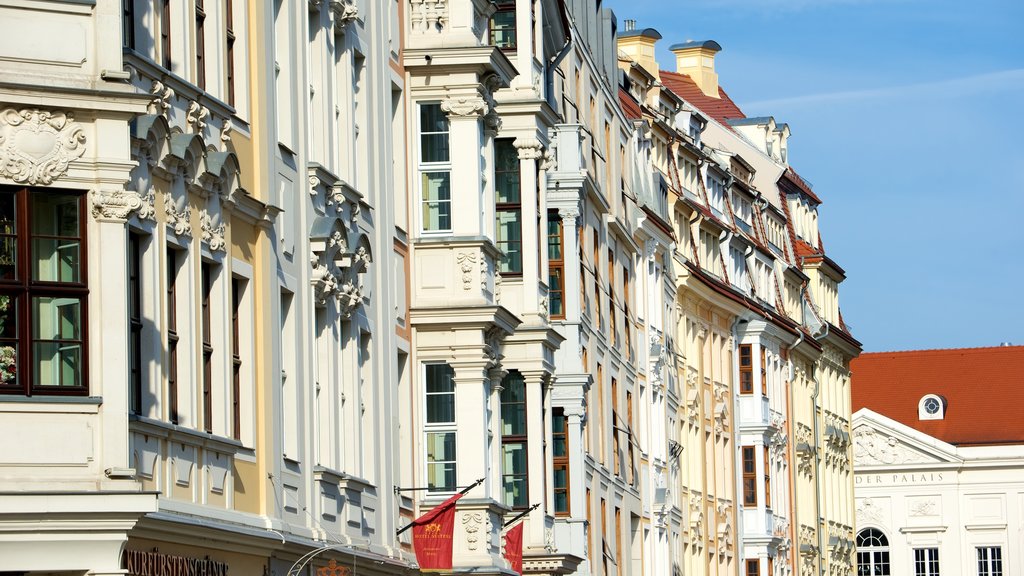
[857, 528, 890, 576]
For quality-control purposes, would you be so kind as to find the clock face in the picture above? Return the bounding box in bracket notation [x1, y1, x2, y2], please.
[924, 397, 940, 414]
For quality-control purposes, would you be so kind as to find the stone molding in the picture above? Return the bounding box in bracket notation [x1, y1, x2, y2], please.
[0, 108, 86, 186]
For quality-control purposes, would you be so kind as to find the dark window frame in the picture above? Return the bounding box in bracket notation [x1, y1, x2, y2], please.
[739, 344, 753, 394]
[742, 446, 756, 506]
[500, 371, 529, 509]
[195, 0, 207, 90]
[0, 188, 89, 397]
[494, 138, 522, 274]
[547, 210, 564, 319]
[161, 0, 172, 70]
[129, 233, 143, 413]
[166, 248, 180, 423]
[552, 407, 569, 515]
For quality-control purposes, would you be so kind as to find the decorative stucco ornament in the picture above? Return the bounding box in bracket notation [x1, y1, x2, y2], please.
[329, 0, 358, 28]
[91, 189, 143, 220]
[441, 97, 488, 118]
[0, 108, 86, 185]
[200, 210, 226, 252]
[165, 198, 193, 238]
[462, 512, 483, 550]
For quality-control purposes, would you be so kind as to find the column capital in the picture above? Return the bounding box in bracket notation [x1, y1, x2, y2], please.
[90, 189, 144, 222]
[442, 97, 488, 119]
[513, 137, 544, 160]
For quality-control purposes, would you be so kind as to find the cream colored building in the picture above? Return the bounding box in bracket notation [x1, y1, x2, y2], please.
[0, 3, 857, 576]
[852, 346, 1024, 576]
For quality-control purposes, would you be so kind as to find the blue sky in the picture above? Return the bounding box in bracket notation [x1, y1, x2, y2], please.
[604, 0, 1024, 352]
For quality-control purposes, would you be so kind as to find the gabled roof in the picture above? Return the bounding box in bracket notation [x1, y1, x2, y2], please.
[659, 70, 745, 127]
[851, 346, 1024, 446]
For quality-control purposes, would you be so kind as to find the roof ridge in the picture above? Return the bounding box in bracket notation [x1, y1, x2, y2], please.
[860, 345, 1023, 355]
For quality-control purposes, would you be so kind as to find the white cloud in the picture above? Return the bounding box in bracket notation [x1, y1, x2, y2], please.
[740, 68, 1024, 109]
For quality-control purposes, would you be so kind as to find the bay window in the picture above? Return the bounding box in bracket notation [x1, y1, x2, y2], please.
[495, 139, 522, 273]
[425, 363, 456, 491]
[418, 104, 451, 233]
[0, 189, 86, 396]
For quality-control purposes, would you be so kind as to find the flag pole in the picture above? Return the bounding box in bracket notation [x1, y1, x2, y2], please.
[503, 502, 541, 528]
[395, 477, 485, 536]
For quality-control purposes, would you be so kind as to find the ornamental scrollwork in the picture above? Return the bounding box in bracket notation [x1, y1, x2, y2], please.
[462, 512, 483, 550]
[165, 198, 193, 238]
[200, 209, 227, 252]
[91, 189, 143, 220]
[441, 97, 488, 118]
[0, 108, 86, 186]
[456, 251, 477, 290]
[329, 0, 358, 29]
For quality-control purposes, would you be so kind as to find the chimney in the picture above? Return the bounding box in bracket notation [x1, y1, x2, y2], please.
[669, 40, 722, 98]
[617, 26, 663, 81]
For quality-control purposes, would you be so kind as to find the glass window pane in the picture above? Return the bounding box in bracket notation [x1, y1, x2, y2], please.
[554, 490, 568, 513]
[490, 10, 516, 48]
[421, 134, 450, 163]
[496, 210, 522, 273]
[426, 363, 455, 393]
[420, 104, 450, 163]
[422, 172, 451, 231]
[495, 139, 520, 203]
[0, 342, 16, 387]
[33, 238, 81, 282]
[32, 296, 83, 387]
[32, 193, 79, 237]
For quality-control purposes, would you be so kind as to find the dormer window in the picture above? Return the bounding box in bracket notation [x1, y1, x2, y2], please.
[918, 394, 946, 420]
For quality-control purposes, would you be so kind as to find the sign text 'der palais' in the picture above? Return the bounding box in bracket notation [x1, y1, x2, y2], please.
[855, 472, 945, 486]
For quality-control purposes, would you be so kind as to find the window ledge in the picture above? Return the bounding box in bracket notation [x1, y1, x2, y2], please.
[0, 395, 101, 405]
[130, 415, 248, 455]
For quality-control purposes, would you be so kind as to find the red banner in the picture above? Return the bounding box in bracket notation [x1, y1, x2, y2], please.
[412, 492, 463, 571]
[504, 522, 524, 575]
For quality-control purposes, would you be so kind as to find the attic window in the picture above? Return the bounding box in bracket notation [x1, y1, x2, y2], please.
[918, 394, 945, 421]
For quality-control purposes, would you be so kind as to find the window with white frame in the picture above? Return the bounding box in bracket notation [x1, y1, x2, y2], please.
[765, 215, 785, 255]
[977, 547, 1002, 576]
[700, 229, 722, 277]
[856, 528, 890, 576]
[914, 548, 939, 576]
[732, 191, 753, 231]
[682, 160, 698, 197]
[707, 175, 726, 217]
[424, 363, 456, 491]
[418, 103, 452, 233]
[729, 247, 749, 294]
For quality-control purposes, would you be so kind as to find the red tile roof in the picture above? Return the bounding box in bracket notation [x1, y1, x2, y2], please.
[852, 346, 1024, 446]
[619, 87, 642, 121]
[659, 71, 745, 127]
[781, 167, 822, 204]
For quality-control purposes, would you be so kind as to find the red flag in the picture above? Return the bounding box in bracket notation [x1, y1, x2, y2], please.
[412, 492, 463, 571]
[504, 522, 524, 575]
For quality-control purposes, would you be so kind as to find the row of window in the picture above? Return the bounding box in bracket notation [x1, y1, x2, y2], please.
[123, 0, 240, 107]
[423, 363, 571, 515]
[856, 529, 1004, 576]
[2, 188, 250, 442]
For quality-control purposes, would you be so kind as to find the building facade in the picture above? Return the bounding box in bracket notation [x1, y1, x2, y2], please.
[852, 346, 1024, 576]
[0, 2, 857, 576]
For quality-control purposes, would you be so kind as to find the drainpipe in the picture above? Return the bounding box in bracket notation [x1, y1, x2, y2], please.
[546, 4, 574, 114]
[812, 370, 824, 576]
